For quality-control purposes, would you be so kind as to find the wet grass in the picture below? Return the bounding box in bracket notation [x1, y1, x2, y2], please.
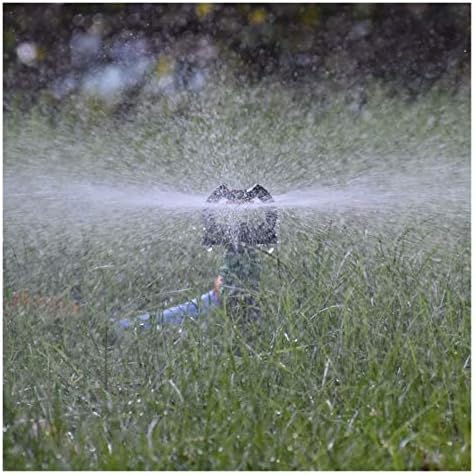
[4, 223, 470, 470]
[3, 80, 470, 470]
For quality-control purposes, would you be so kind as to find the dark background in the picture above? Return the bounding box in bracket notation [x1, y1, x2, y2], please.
[3, 3, 471, 110]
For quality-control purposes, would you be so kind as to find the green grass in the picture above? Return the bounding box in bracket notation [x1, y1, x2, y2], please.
[3, 224, 470, 470]
[3, 78, 470, 470]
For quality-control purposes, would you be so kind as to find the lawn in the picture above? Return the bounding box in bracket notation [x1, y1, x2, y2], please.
[3, 80, 470, 470]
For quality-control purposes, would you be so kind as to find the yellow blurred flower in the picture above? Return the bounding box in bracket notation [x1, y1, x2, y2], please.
[300, 5, 320, 28]
[155, 56, 173, 77]
[248, 8, 266, 25]
[196, 3, 213, 19]
[36, 46, 46, 62]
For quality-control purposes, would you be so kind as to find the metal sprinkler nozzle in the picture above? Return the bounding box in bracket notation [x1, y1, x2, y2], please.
[202, 184, 278, 247]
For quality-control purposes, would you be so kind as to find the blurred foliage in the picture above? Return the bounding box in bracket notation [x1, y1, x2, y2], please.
[3, 3, 470, 111]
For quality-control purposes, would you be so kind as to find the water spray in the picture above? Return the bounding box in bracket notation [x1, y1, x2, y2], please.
[202, 183, 278, 250]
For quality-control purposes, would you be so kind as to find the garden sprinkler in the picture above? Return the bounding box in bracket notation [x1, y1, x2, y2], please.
[202, 184, 278, 250]
[116, 184, 279, 330]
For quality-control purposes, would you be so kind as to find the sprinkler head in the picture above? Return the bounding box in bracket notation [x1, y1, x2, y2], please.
[202, 184, 278, 247]
[206, 184, 274, 204]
